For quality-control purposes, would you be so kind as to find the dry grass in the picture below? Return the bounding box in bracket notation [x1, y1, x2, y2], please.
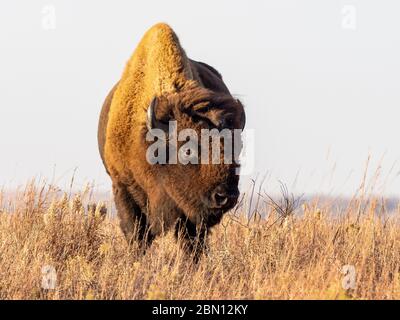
[1, 180, 400, 300]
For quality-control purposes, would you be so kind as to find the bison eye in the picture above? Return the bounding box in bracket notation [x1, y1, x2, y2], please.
[219, 117, 234, 129]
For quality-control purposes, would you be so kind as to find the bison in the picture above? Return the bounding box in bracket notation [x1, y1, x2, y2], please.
[98, 23, 246, 259]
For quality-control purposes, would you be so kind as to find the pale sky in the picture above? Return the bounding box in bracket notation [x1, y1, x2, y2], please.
[1, 0, 399, 196]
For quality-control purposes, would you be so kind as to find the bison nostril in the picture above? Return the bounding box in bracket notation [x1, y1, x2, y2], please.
[215, 193, 228, 206]
[207, 184, 239, 209]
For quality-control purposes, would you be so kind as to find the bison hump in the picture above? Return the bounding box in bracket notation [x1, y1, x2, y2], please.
[104, 23, 196, 176]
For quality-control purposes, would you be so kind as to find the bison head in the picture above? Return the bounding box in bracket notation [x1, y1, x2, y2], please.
[146, 86, 246, 226]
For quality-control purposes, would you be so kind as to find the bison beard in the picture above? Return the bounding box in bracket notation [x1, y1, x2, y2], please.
[98, 23, 246, 261]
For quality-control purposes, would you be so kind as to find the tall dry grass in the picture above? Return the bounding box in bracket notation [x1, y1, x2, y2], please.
[1, 179, 400, 300]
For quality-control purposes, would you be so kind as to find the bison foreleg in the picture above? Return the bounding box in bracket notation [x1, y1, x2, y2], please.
[175, 215, 208, 262]
[113, 182, 154, 249]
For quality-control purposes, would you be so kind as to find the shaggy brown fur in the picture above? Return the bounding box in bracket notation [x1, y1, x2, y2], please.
[98, 23, 246, 259]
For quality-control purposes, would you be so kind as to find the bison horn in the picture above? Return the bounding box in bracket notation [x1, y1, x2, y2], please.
[240, 111, 246, 130]
[236, 99, 246, 130]
[146, 97, 169, 133]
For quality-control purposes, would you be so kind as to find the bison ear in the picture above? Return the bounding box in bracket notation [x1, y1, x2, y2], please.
[236, 99, 246, 130]
[146, 97, 170, 133]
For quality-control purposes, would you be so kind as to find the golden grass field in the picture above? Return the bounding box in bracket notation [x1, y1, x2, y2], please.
[1, 179, 400, 300]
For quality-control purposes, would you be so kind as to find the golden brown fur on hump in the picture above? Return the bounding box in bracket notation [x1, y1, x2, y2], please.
[104, 23, 197, 176]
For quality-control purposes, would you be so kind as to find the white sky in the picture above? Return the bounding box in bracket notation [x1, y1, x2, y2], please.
[0, 0, 399, 196]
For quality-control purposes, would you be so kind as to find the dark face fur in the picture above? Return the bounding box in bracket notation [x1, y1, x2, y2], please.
[146, 87, 246, 226]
